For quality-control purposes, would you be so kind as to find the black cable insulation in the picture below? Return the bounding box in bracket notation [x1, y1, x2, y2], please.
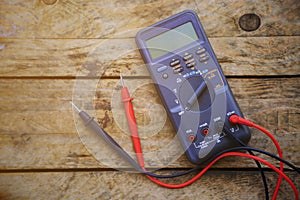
[93, 122, 300, 178]
[79, 109, 299, 199]
[223, 125, 269, 200]
[144, 146, 300, 178]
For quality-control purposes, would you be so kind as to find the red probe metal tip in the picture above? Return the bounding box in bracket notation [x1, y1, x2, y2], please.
[120, 73, 125, 87]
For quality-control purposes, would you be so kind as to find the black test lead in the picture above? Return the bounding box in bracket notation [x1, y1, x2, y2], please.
[69, 101, 143, 172]
[69, 101, 299, 198]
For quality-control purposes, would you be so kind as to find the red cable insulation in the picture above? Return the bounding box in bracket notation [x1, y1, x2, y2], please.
[229, 115, 284, 200]
[143, 152, 298, 200]
[121, 87, 145, 168]
[121, 87, 297, 199]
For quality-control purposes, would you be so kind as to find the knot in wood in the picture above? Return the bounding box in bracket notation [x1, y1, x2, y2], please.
[42, 0, 58, 5]
[239, 13, 261, 32]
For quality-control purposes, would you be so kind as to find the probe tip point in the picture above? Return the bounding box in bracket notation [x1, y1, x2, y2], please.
[70, 101, 81, 113]
[120, 73, 125, 87]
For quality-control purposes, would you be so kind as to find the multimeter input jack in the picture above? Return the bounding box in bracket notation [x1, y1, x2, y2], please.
[188, 134, 196, 142]
[201, 127, 209, 136]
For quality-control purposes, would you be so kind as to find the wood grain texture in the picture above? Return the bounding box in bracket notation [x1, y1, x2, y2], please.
[0, 78, 299, 169]
[0, 36, 299, 77]
[0, 171, 298, 200]
[1, 0, 299, 199]
[0, 0, 299, 39]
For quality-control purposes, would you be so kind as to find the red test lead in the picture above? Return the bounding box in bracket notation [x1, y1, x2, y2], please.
[120, 74, 145, 168]
[229, 114, 284, 200]
[71, 101, 299, 199]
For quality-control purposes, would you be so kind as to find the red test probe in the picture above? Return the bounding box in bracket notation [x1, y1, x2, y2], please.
[119, 76, 298, 199]
[120, 74, 145, 168]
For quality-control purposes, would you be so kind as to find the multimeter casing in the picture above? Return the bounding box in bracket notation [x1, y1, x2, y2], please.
[136, 10, 251, 164]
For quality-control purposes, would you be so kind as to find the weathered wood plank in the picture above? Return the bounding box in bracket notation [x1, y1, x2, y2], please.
[0, 37, 299, 77]
[1, 1, 298, 198]
[0, 171, 298, 200]
[0, 78, 299, 169]
[0, 0, 299, 39]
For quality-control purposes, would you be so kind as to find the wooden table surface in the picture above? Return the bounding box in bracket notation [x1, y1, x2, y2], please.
[0, 0, 299, 199]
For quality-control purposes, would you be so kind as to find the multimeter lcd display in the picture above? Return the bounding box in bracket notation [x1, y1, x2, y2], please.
[146, 22, 198, 60]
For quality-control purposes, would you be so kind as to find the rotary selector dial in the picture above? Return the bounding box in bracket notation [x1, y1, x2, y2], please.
[178, 75, 215, 112]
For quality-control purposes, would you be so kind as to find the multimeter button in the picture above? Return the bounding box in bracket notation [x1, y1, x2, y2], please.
[196, 48, 206, 55]
[199, 55, 210, 62]
[174, 67, 184, 74]
[186, 61, 196, 68]
[170, 59, 180, 67]
[170, 105, 182, 113]
[157, 65, 168, 73]
[183, 54, 193, 61]
[173, 64, 182, 70]
[162, 73, 168, 79]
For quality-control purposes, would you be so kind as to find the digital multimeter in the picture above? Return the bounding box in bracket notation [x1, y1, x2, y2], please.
[136, 10, 251, 164]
